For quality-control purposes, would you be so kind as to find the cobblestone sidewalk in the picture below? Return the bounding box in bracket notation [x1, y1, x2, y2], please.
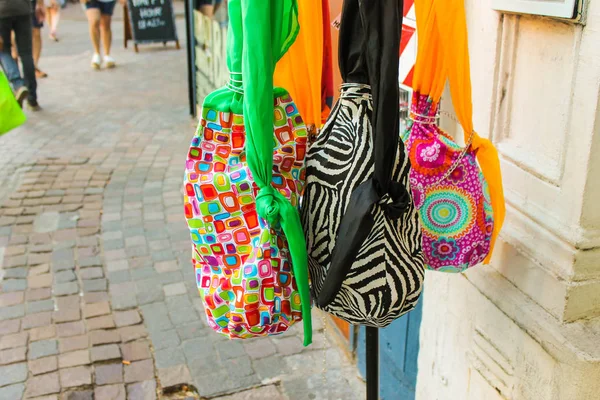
[0, 5, 365, 400]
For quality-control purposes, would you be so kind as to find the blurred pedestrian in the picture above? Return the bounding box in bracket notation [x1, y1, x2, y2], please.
[81, 0, 122, 69]
[45, 0, 62, 41]
[32, 0, 48, 78]
[0, 0, 44, 110]
[197, 0, 222, 18]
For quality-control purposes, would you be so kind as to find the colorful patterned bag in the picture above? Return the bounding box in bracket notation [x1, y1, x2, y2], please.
[183, 0, 312, 345]
[403, 0, 506, 272]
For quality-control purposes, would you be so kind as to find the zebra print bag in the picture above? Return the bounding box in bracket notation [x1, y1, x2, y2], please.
[301, 0, 424, 327]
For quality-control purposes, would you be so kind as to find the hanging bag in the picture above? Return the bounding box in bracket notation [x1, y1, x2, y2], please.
[183, 0, 312, 345]
[0, 71, 26, 136]
[404, 0, 506, 272]
[301, 0, 424, 327]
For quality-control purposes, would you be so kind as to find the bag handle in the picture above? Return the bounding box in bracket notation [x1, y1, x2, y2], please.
[237, 0, 312, 345]
[413, 0, 506, 263]
[317, 0, 411, 308]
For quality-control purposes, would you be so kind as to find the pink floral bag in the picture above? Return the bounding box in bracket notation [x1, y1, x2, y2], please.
[402, 0, 505, 272]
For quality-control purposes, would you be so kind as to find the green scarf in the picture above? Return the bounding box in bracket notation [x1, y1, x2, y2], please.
[203, 0, 312, 346]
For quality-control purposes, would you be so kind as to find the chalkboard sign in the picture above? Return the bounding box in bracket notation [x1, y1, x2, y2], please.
[124, 0, 180, 52]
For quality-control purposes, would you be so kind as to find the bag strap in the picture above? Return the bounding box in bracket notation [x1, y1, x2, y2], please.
[316, 0, 411, 308]
[413, 0, 506, 262]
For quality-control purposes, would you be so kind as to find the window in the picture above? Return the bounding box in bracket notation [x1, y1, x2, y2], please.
[491, 0, 584, 20]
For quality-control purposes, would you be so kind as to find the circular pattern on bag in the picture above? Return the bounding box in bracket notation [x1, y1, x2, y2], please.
[421, 186, 475, 239]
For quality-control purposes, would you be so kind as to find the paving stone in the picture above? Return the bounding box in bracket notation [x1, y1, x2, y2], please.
[0, 291, 25, 307]
[0, 346, 27, 365]
[3, 255, 27, 268]
[0, 362, 28, 387]
[127, 380, 157, 400]
[58, 350, 90, 369]
[53, 282, 79, 296]
[28, 299, 55, 314]
[29, 356, 58, 375]
[113, 310, 142, 328]
[26, 288, 52, 301]
[89, 329, 121, 346]
[30, 325, 57, 342]
[0, 304, 25, 321]
[253, 355, 287, 381]
[53, 307, 80, 324]
[79, 267, 103, 280]
[59, 366, 92, 388]
[0, 383, 25, 399]
[95, 363, 124, 385]
[22, 311, 53, 330]
[27, 273, 52, 289]
[29, 264, 50, 277]
[0, 332, 28, 351]
[140, 303, 172, 332]
[0, 319, 21, 335]
[2, 279, 27, 292]
[54, 270, 76, 283]
[215, 340, 246, 361]
[29, 339, 58, 360]
[243, 339, 277, 360]
[4, 267, 28, 279]
[78, 257, 102, 268]
[82, 279, 107, 293]
[117, 325, 148, 344]
[169, 307, 198, 326]
[95, 384, 126, 400]
[154, 347, 185, 369]
[86, 315, 115, 331]
[213, 385, 286, 400]
[91, 344, 121, 362]
[176, 322, 207, 342]
[29, 253, 52, 266]
[61, 390, 94, 400]
[130, 267, 156, 282]
[58, 335, 88, 354]
[273, 336, 304, 356]
[24, 372, 60, 397]
[56, 321, 85, 338]
[83, 292, 109, 304]
[107, 270, 131, 284]
[120, 340, 151, 362]
[83, 301, 110, 319]
[157, 364, 193, 389]
[124, 359, 155, 384]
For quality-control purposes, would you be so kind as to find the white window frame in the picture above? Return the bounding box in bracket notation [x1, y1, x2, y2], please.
[491, 0, 584, 21]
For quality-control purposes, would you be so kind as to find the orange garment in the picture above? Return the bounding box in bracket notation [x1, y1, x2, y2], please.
[274, 0, 324, 131]
[413, 0, 505, 263]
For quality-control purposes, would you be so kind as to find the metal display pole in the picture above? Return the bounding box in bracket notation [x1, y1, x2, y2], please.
[366, 326, 379, 400]
[184, 0, 197, 117]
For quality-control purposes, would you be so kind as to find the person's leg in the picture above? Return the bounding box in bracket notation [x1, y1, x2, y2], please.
[99, 1, 116, 68]
[32, 28, 42, 68]
[85, 6, 101, 58]
[0, 17, 27, 97]
[13, 15, 38, 107]
[99, 14, 111, 56]
[49, 5, 60, 40]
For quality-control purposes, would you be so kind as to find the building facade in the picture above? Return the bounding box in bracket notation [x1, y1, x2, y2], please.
[416, 0, 600, 398]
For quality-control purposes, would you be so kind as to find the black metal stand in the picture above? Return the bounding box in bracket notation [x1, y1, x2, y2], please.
[184, 0, 197, 117]
[366, 326, 379, 400]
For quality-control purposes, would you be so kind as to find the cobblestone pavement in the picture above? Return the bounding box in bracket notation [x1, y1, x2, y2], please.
[0, 4, 365, 400]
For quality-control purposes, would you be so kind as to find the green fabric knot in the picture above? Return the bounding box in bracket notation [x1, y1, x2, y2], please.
[256, 186, 281, 225]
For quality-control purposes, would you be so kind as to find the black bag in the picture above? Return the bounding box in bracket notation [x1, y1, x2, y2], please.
[301, 0, 424, 327]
